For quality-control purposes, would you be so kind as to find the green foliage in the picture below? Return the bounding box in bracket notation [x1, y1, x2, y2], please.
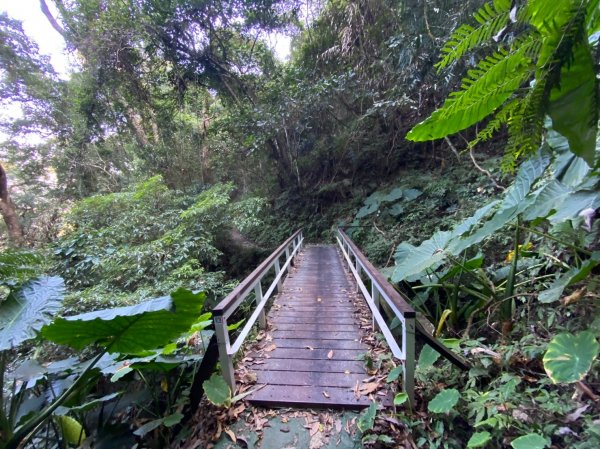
[467, 431, 492, 448]
[408, 0, 599, 170]
[357, 402, 377, 433]
[0, 276, 64, 351]
[543, 331, 599, 384]
[511, 434, 549, 449]
[2, 287, 212, 449]
[428, 389, 460, 413]
[203, 374, 231, 407]
[42, 288, 205, 354]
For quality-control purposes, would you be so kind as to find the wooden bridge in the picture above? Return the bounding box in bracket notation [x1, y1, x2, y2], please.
[213, 229, 467, 409]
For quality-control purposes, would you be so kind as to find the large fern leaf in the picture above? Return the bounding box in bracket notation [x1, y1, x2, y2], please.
[436, 0, 512, 71]
[408, 40, 534, 142]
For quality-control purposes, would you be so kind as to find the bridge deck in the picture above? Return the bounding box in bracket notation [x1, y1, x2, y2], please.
[247, 245, 375, 408]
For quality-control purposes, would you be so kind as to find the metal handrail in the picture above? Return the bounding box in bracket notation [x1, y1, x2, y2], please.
[336, 228, 416, 405]
[213, 229, 303, 391]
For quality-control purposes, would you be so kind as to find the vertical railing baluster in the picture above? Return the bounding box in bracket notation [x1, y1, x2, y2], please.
[371, 284, 381, 331]
[255, 283, 266, 329]
[274, 257, 282, 292]
[214, 315, 236, 392]
[404, 316, 416, 407]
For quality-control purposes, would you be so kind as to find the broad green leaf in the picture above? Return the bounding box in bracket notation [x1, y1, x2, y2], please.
[468, 431, 492, 448]
[66, 392, 121, 413]
[388, 203, 404, 217]
[539, 258, 599, 303]
[428, 389, 460, 413]
[133, 418, 164, 437]
[356, 202, 379, 219]
[203, 374, 231, 406]
[392, 231, 453, 282]
[418, 345, 441, 370]
[163, 412, 184, 427]
[403, 188, 423, 201]
[383, 187, 403, 202]
[55, 415, 86, 445]
[498, 154, 550, 213]
[387, 365, 402, 382]
[543, 331, 599, 384]
[510, 433, 549, 449]
[357, 402, 377, 432]
[549, 40, 597, 167]
[42, 289, 205, 354]
[393, 393, 408, 406]
[0, 276, 64, 351]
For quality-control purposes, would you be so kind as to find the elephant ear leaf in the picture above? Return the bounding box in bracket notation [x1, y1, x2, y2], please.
[0, 276, 65, 351]
[543, 331, 599, 384]
[42, 288, 205, 354]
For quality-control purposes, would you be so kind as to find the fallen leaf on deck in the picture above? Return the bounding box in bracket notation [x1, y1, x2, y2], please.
[327, 350, 334, 359]
[224, 428, 236, 443]
[359, 382, 379, 395]
[323, 391, 330, 398]
[334, 419, 342, 433]
[263, 344, 277, 352]
[310, 421, 320, 436]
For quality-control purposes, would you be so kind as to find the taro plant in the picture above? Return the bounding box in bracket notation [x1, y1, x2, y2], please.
[0, 249, 65, 447]
[1, 288, 208, 449]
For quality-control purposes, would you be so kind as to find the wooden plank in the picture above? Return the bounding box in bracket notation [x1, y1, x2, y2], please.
[249, 385, 372, 409]
[273, 338, 365, 350]
[251, 348, 364, 361]
[251, 358, 365, 373]
[274, 323, 358, 332]
[256, 370, 367, 388]
[272, 330, 359, 340]
[270, 313, 358, 324]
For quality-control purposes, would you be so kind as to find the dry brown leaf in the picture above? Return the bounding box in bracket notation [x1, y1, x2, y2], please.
[263, 344, 277, 352]
[224, 428, 236, 443]
[334, 419, 342, 433]
[562, 287, 586, 306]
[327, 350, 334, 359]
[359, 382, 379, 395]
[310, 421, 320, 436]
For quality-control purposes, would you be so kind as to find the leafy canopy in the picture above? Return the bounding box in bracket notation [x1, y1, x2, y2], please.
[407, 0, 600, 171]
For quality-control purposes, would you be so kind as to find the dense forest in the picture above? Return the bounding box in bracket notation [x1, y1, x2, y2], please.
[1, 0, 599, 448]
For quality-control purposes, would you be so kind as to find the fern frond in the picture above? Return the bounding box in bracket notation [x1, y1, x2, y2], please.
[436, 0, 512, 71]
[408, 39, 534, 142]
[468, 99, 519, 149]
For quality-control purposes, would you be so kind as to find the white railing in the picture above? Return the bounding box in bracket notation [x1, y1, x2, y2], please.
[212, 230, 303, 391]
[336, 228, 416, 405]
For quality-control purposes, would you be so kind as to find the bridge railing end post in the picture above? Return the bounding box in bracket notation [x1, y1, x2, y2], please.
[404, 316, 416, 407]
[214, 315, 236, 393]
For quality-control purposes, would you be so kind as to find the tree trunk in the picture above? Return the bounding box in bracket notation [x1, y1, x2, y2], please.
[0, 162, 25, 246]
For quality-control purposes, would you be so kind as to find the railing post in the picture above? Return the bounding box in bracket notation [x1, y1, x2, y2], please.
[285, 246, 290, 271]
[355, 256, 361, 292]
[371, 285, 381, 332]
[403, 316, 416, 407]
[214, 315, 236, 392]
[274, 258, 282, 292]
[255, 283, 266, 329]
